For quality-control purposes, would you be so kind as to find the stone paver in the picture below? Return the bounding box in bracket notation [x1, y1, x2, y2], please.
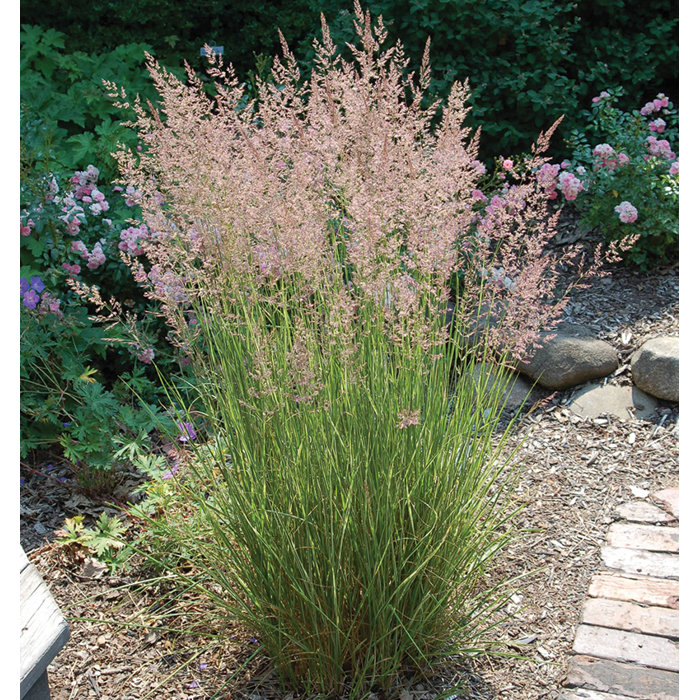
[559, 486, 679, 700]
[559, 689, 635, 700]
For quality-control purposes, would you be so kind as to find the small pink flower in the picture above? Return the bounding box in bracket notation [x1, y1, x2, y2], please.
[558, 171, 584, 201]
[650, 118, 666, 133]
[137, 347, 155, 364]
[471, 189, 488, 202]
[397, 408, 421, 429]
[669, 161, 679, 176]
[502, 158, 514, 171]
[71, 240, 89, 257]
[617, 153, 630, 166]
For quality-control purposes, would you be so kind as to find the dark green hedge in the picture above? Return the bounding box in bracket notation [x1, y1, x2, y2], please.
[20, 0, 677, 159]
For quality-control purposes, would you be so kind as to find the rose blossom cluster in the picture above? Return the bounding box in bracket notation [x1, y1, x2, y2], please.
[648, 118, 666, 133]
[558, 170, 585, 201]
[136, 347, 155, 364]
[71, 239, 107, 270]
[591, 90, 611, 104]
[640, 93, 669, 116]
[591, 143, 629, 171]
[646, 136, 676, 161]
[536, 162, 562, 199]
[535, 162, 585, 201]
[614, 201, 638, 223]
[112, 184, 142, 208]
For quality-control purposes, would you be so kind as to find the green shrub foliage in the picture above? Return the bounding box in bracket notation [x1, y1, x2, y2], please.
[20, 0, 678, 160]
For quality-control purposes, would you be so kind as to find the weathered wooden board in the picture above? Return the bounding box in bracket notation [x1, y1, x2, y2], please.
[572, 625, 678, 672]
[558, 689, 643, 700]
[601, 546, 678, 579]
[20, 547, 70, 698]
[606, 523, 679, 552]
[614, 500, 675, 524]
[588, 572, 679, 608]
[581, 597, 678, 638]
[566, 655, 679, 699]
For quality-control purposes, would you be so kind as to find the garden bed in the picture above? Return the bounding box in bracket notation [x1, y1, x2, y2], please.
[20, 248, 679, 700]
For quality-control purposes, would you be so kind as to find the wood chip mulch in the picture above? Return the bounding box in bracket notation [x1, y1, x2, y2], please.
[20, 240, 679, 699]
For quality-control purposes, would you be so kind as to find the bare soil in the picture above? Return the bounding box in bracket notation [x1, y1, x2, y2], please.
[21, 237, 679, 699]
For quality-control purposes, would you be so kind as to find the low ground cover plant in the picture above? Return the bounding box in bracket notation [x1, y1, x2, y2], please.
[105, 3, 614, 694]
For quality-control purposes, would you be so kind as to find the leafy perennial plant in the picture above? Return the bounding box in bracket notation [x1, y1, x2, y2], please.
[112, 3, 612, 694]
[564, 88, 678, 268]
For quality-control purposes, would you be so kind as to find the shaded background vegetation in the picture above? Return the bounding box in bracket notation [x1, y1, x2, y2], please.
[20, 0, 678, 160]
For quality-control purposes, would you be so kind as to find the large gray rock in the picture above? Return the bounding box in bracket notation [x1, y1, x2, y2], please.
[630, 336, 679, 402]
[516, 323, 619, 389]
[469, 362, 533, 412]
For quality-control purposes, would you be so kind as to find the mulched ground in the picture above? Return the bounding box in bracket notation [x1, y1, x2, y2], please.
[20, 225, 679, 699]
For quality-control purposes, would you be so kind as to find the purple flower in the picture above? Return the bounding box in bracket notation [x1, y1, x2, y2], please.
[177, 421, 196, 443]
[188, 680, 199, 689]
[45, 464, 54, 472]
[22, 289, 40, 309]
[20, 477, 26, 485]
[249, 636, 259, 645]
[30, 276, 45, 293]
[162, 463, 180, 480]
[58, 476, 67, 483]
[20, 277, 29, 294]
[197, 662, 208, 670]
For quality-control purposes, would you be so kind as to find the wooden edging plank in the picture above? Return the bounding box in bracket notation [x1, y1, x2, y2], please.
[600, 546, 678, 579]
[572, 625, 678, 672]
[565, 655, 679, 700]
[588, 572, 679, 608]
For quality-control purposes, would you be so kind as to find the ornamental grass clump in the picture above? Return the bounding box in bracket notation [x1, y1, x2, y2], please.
[110, 3, 607, 694]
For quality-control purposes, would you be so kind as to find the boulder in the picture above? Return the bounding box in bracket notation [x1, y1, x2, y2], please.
[469, 362, 533, 412]
[630, 336, 679, 402]
[516, 323, 618, 389]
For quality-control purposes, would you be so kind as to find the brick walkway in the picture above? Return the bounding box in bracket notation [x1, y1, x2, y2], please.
[558, 487, 679, 700]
